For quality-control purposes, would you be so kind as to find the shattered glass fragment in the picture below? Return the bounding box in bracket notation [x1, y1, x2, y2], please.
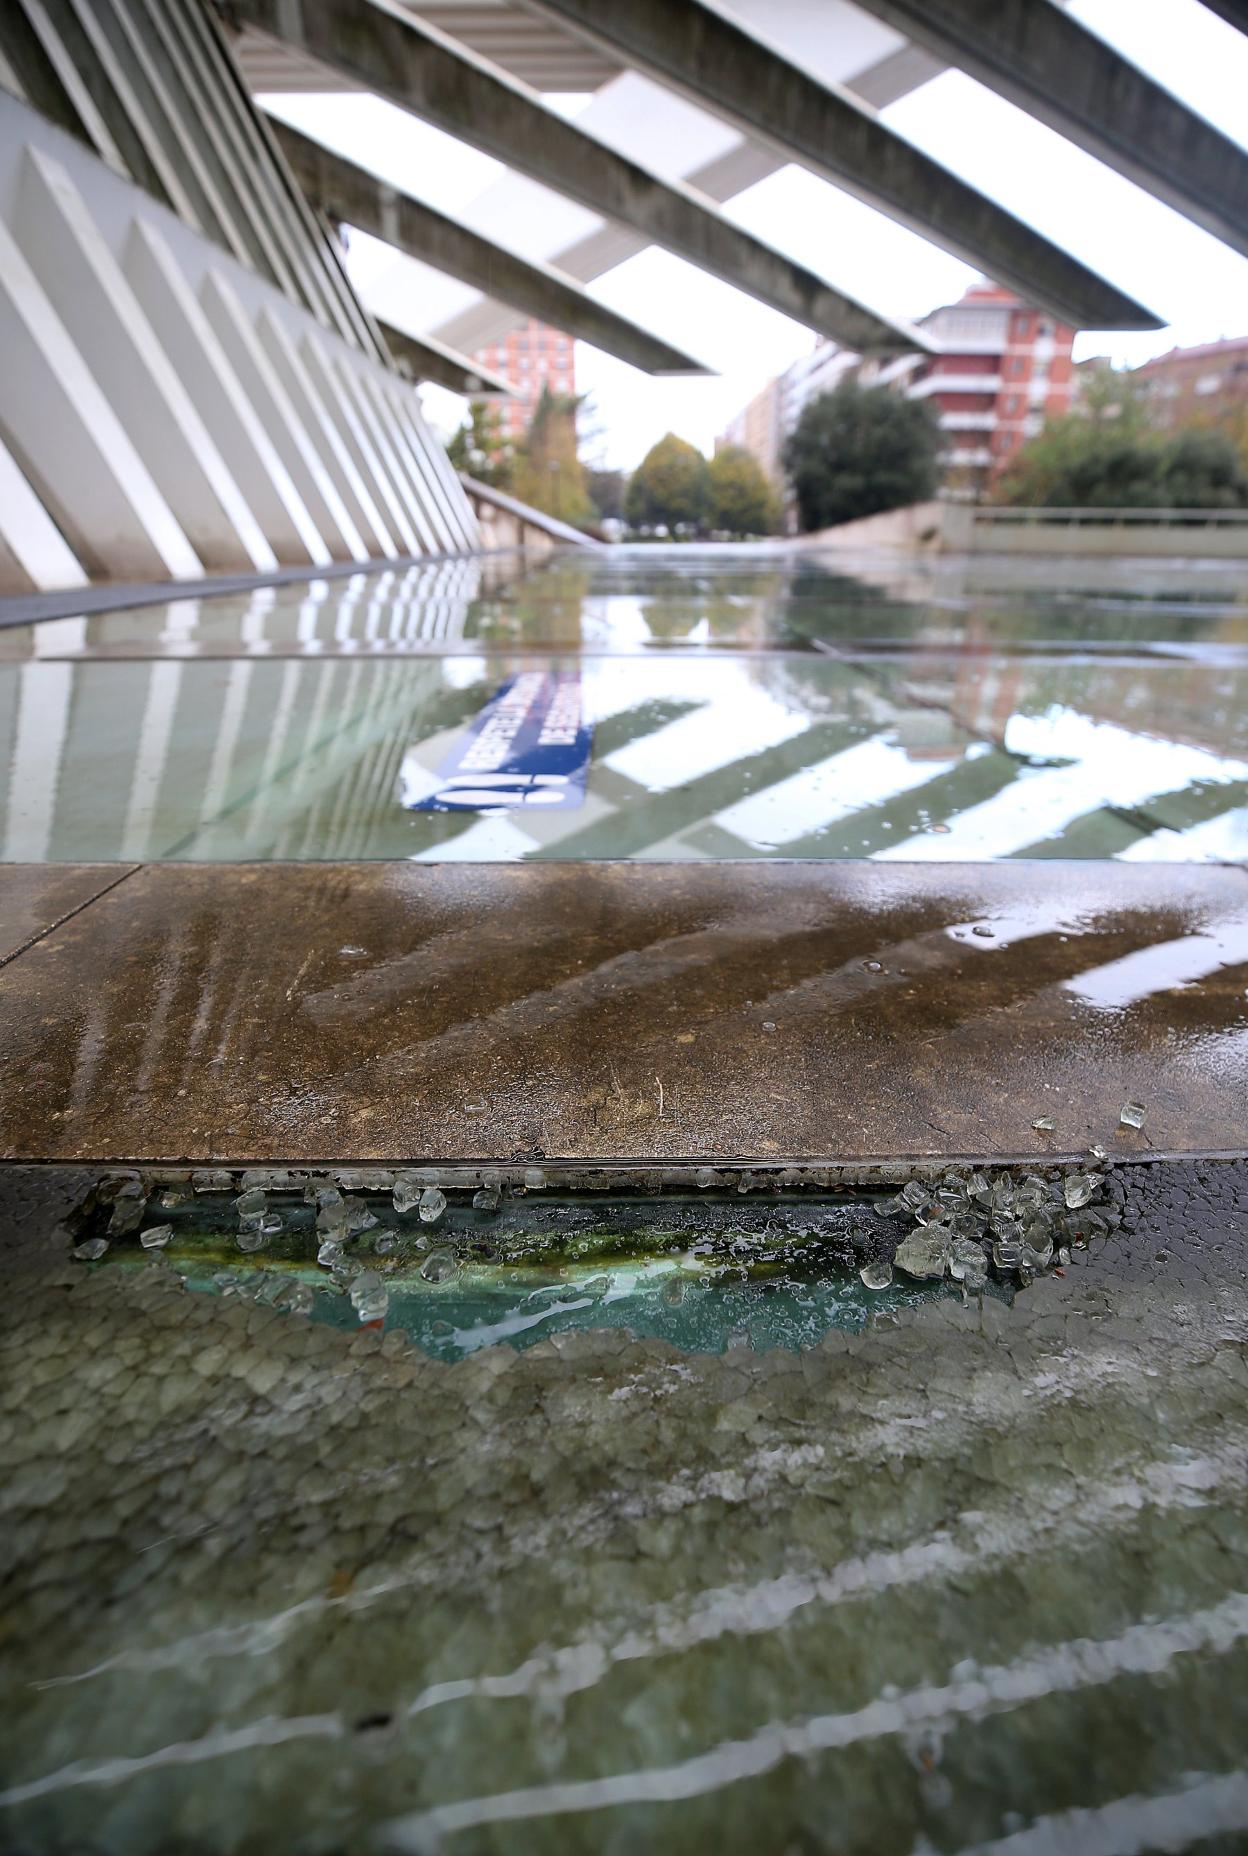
[279, 1279, 314, 1317]
[316, 1240, 344, 1269]
[1088, 1143, 1109, 1162]
[350, 1270, 389, 1323]
[1032, 1116, 1055, 1133]
[894, 1230, 950, 1280]
[192, 1169, 232, 1192]
[992, 1237, 1022, 1271]
[372, 1230, 398, 1256]
[472, 1187, 501, 1214]
[420, 1250, 459, 1284]
[1063, 1172, 1098, 1210]
[1119, 1100, 1146, 1130]
[346, 1205, 378, 1236]
[392, 1174, 421, 1215]
[418, 1186, 447, 1225]
[949, 1237, 988, 1289]
[139, 1225, 172, 1250]
[234, 1187, 266, 1218]
[108, 1190, 147, 1236]
[72, 1237, 109, 1262]
[860, 1260, 893, 1290]
[258, 1212, 284, 1237]
[236, 1227, 266, 1254]
[971, 925, 995, 938]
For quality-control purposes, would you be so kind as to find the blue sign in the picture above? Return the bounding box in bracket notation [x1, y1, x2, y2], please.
[408, 671, 593, 812]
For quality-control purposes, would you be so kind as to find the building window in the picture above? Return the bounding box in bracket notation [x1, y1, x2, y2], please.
[1195, 373, 1222, 395]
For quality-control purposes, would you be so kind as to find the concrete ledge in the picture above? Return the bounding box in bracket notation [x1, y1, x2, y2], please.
[0, 860, 1243, 1165]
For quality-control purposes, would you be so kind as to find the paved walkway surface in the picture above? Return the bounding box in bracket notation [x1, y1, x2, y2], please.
[1, 859, 1244, 1164]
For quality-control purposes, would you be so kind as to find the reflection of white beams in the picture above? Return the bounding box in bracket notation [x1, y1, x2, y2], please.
[878, 711, 1248, 861]
[602, 680, 807, 791]
[199, 659, 255, 829]
[121, 660, 183, 860]
[1118, 807, 1248, 864]
[714, 735, 955, 849]
[1063, 927, 1248, 1011]
[3, 661, 71, 860]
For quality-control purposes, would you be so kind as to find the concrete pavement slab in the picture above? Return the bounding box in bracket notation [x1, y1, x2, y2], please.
[0, 860, 1244, 1164]
[0, 864, 136, 967]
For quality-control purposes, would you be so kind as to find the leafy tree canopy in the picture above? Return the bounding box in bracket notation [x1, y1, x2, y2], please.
[995, 412, 1248, 510]
[625, 433, 709, 532]
[707, 444, 781, 536]
[585, 466, 628, 522]
[782, 380, 940, 532]
[446, 399, 513, 491]
[511, 386, 595, 528]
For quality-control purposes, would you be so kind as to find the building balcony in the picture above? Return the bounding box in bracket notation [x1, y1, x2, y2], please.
[910, 372, 1002, 397]
[939, 410, 999, 431]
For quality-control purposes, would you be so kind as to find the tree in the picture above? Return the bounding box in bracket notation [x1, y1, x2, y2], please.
[625, 433, 710, 533]
[511, 386, 595, 528]
[446, 399, 513, 490]
[995, 415, 1248, 509]
[707, 445, 780, 536]
[585, 466, 627, 521]
[782, 381, 940, 532]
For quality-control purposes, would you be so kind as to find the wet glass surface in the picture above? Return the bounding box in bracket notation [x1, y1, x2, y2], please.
[1, 546, 1246, 862]
[3, 1163, 1247, 1854]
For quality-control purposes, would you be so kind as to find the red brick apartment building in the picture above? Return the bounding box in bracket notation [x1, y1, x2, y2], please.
[904, 282, 1076, 494]
[472, 318, 576, 442]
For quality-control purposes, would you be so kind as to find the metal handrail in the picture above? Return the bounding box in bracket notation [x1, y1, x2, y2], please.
[973, 506, 1248, 525]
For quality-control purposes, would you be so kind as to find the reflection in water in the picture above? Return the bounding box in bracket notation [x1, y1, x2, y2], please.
[0, 546, 1245, 863]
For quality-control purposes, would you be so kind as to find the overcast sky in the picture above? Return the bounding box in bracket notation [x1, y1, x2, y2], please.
[268, 0, 1248, 469]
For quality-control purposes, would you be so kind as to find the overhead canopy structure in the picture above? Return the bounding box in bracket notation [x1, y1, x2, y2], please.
[518, 0, 1162, 331]
[273, 122, 713, 375]
[1200, 0, 1248, 31]
[851, 0, 1248, 261]
[229, 0, 936, 355]
[375, 320, 515, 397]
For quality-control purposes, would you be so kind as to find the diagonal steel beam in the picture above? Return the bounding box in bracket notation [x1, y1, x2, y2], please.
[375, 319, 516, 397]
[1197, 0, 1248, 33]
[271, 121, 711, 375]
[849, 0, 1248, 262]
[230, 0, 933, 354]
[518, 0, 1161, 332]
